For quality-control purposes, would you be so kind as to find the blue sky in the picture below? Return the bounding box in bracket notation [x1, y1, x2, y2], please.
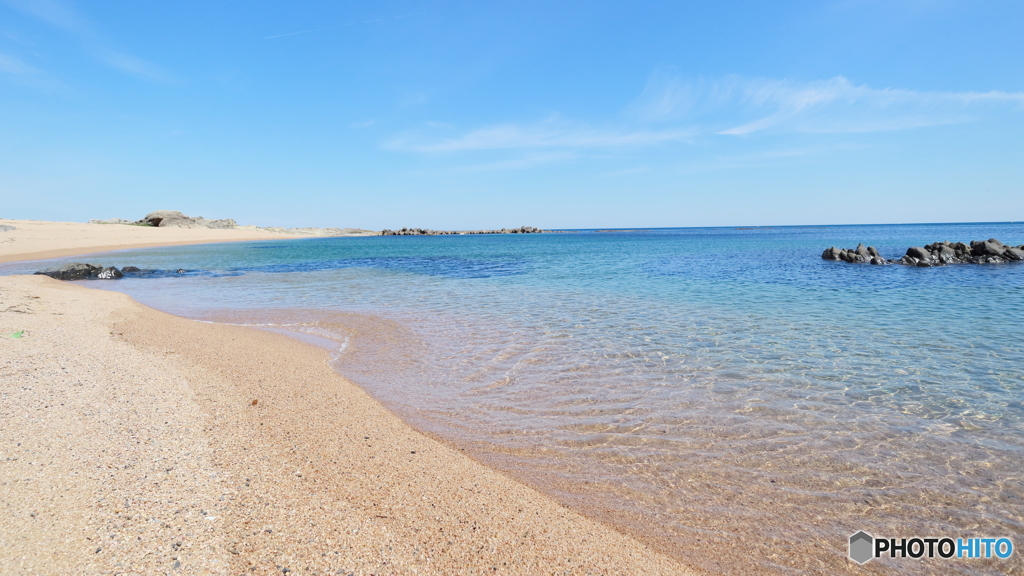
[1, 0, 1022, 229]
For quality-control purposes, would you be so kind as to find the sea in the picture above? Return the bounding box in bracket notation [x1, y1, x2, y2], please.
[4, 222, 1022, 575]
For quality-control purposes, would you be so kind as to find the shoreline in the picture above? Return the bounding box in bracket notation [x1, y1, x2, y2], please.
[0, 218, 371, 265]
[0, 222, 697, 574]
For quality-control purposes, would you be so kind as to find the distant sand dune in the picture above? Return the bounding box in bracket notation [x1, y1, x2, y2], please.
[0, 218, 372, 264]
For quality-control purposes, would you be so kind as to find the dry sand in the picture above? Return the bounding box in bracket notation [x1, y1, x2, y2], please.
[0, 274, 698, 575]
[0, 218, 367, 265]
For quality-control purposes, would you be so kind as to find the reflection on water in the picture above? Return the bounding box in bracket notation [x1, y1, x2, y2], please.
[4, 223, 1022, 575]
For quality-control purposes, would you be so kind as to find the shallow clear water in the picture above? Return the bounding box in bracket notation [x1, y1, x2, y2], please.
[6, 223, 1023, 574]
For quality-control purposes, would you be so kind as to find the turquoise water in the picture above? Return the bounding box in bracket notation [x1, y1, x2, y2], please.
[5, 222, 1023, 574]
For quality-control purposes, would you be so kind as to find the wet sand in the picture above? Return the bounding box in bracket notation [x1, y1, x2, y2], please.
[0, 274, 697, 575]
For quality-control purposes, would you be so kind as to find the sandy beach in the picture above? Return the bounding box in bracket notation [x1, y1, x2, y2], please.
[0, 225, 696, 575]
[0, 218, 370, 265]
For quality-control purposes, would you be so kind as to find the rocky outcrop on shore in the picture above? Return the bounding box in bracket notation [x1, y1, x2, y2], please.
[380, 226, 544, 236]
[86, 211, 376, 236]
[137, 210, 237, 229]
[822, 238, 1024, 266]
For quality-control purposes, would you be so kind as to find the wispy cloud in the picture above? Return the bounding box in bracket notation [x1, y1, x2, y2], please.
[458, 151, 581, 172]
[0, 51, 41, 75]
[674, 148, 818, 174]
[95, 49, 168, 82]
[386, 70, 1024, 174]
[629, 71, 1024, 135]
[626, 67, 700, 122]
[390, 118, 693, 152]
[3, 0, 85, 32]
[0, 51, 60, 89]
[1, 0, 170, 82]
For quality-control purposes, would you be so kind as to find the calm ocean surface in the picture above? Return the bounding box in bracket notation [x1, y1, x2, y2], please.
[6, 222, 1023, 574]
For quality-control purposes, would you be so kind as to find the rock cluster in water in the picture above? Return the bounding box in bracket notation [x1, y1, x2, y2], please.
[36, 263, 122, 280]
[821, 244, 887, 265]
[380, 226, 544, 236]
[822, 238, 1024, 266]
[34, 263, 163, 281]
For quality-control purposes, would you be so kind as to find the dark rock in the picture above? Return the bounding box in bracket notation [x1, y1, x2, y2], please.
[96, 266, 123, 280]
[976, 254, 1006, 264]
[176, 269, 186, 274]
[824, 244, 883, 264]
[34, 263, 100, 281]
[121, 266, 141, 273]
[971, 239, 1005, 257]
[906, 246, 932, 261]
[937, 245, 957, 263]
[1004, 247, 1024, 261]
[824, 238, 1022, 267]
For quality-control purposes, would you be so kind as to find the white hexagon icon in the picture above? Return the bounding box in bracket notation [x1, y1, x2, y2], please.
[849, 531, 874, 564]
